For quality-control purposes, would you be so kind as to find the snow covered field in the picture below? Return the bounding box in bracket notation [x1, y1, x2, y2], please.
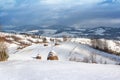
[0, 32, 120, 80]
[8, 42, 120, 64]
[0, 61, 120, 80]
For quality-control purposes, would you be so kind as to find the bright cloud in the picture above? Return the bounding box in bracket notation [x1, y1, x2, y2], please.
[0, 0, 16, 10]
[41, 0, 103, 5]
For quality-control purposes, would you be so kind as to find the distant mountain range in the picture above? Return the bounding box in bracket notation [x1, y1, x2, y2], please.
[3, 25, 120, 40]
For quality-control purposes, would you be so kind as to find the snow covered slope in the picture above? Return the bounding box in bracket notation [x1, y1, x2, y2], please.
[8, 42, 120, 64]
[0, 32, 120, 80]
[0, 61, 120, 80]
[0, 32, 119, 64]
[71, 38, 120, 56]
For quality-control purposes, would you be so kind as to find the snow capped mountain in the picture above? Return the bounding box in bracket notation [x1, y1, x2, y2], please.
[3, 25, 120, 40]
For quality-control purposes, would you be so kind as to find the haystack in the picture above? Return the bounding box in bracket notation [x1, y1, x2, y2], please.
[35, 54, 42, 60]
[47, 51, 59, 60]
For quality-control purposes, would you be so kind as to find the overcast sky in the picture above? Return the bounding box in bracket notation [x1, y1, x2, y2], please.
[0, 0, 120, 28]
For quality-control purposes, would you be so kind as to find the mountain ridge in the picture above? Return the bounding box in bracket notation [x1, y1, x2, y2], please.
[2, 25, 120, 40]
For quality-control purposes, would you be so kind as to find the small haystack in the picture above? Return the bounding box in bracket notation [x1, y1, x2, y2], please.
[44, 43, 48, 46]
[47, 51, 59, 60]
[54, 42, 60, 46]
[35, 54, 42, 60]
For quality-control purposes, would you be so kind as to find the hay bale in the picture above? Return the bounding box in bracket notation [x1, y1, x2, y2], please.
[47, 51, 59, 60]
[44, 43, 48, 46]
[54, 43, 60, 46]
[47, 56, 58, 60]
[35, 54, 42, 60]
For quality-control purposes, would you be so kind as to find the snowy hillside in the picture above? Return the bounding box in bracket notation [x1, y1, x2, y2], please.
[71, 38, 120, 56]
[8, 42, 120, 64]
[0, 32, 120, 80]
[0, 32, 119, 64]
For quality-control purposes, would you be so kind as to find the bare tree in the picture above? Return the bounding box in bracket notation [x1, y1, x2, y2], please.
[89, 54, 97, 63]
[42, 37, 48, 43]
[0, 25, 9, 61]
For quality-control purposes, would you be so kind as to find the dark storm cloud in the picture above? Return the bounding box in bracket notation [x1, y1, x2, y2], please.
[0, 0, 120, 28]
